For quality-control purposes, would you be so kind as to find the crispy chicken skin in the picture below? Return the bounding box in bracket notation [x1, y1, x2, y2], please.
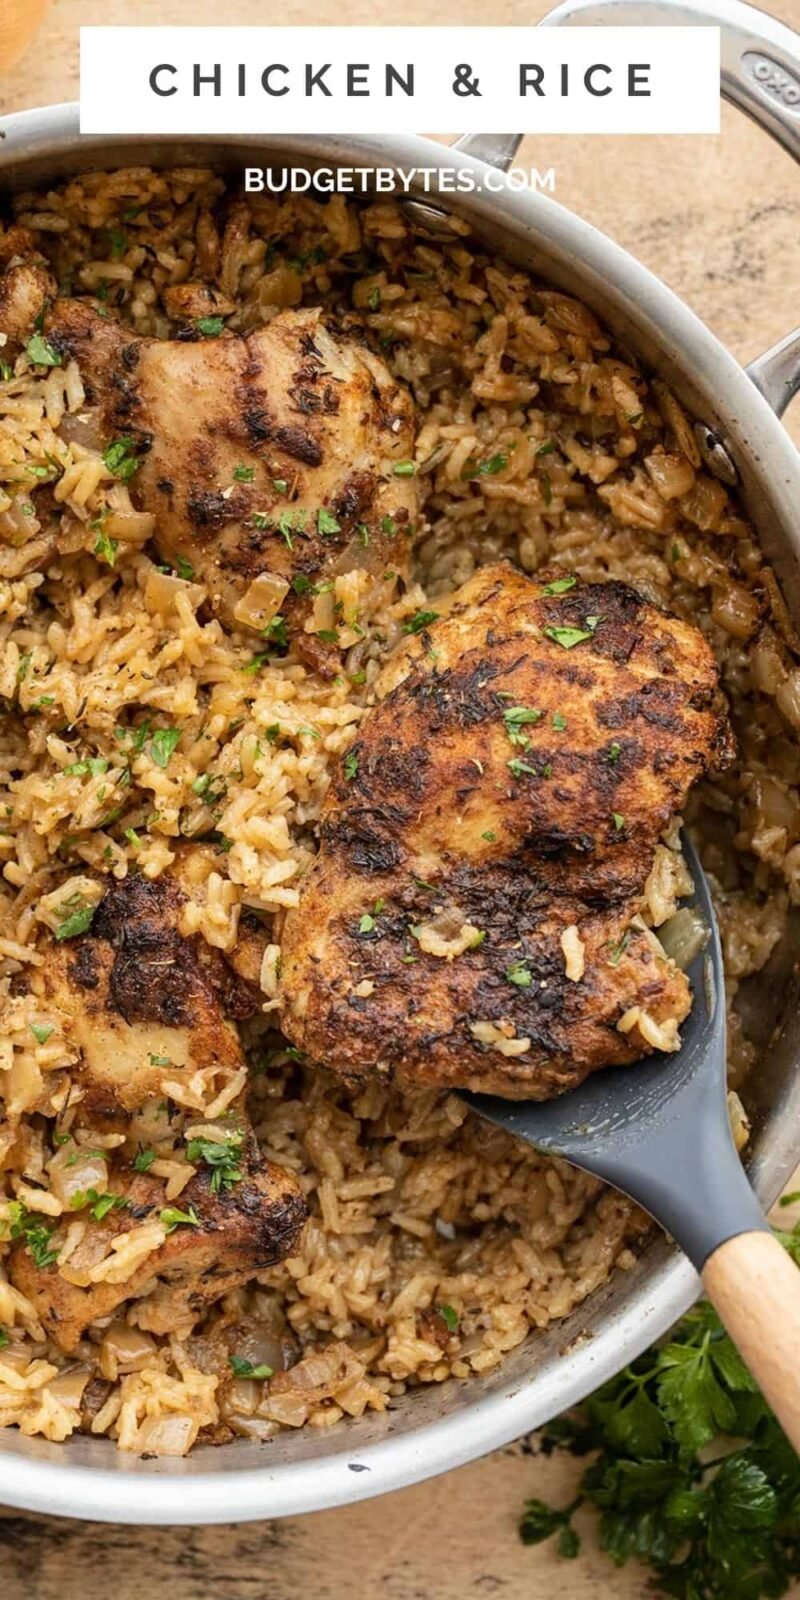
[0, 264, 418, 637]
[10, 1142, 306, 1356]
[279, 564, 733, 1099]
[42, 874, 259, 1121]
[11, 874, 306, 1352]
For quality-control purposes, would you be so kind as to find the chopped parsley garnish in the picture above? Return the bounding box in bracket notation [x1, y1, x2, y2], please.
[7, 1203, 59, 1269]
[316, 628, 339, 645]
[403, 609, 439, 635]
[64, 757, 109, 778]
[149, 727, 181, 769]
[507, 758, 539, 779]
[541, 575, 576, 596]
[612, 812, 625, 832]
[175, 555, 195, 580]
[186, 1132, 243, 1193]
[291, 574, 319, 596]
[505, 960, 533, 988]
[229, 1355, 274, 1380]
[536, 440, 556, 457]
[29, 1023, 54, 1045]
[392, 461, 416, 477]
[367, 287, 381, 311]
[148, 1053, 170, 1066]
[343, 751, 359, 780]
[252, 512, 270, 532]
[133, 1149, 157, 1173]
[0, 1328, 8, 1349]
[503, 705, 543, 747]
[358, 913, 375, 935]
[71, 1189, 128, 1223]
[26, 333, 62, 368]
[195, 315, 225, 337]
[317, 507, 341, 536]
[272, 478, 288, 495]
[437, 1304, 459, 1332]
[94, 527, 119, 567]
[517, 1271, 800, 1600]
[607, 930, 630, 967]
[102, 435, 140, 481]
[380, 516, 397, 538]
[544, 624, 595, 650]
[552, 712, 568, 730]
[233, 464, 254, 483]
[482, 830, 497, 842]
[263, 615, 288, 649]
[160, 1206, 201, 1233]
[106, 228, 127, 259]
[54, 894, 96, 941]
[462, 453, 507, 480]
[608, 742, 622, 764]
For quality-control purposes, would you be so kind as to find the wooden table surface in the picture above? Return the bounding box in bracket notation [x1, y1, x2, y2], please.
[1, 0, 799, 1592]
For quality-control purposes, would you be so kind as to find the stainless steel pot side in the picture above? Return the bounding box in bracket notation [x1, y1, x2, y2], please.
[0, 0, 799, 1527]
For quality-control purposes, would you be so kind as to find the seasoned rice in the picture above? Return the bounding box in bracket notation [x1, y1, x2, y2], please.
[0, 167, 795, 1454]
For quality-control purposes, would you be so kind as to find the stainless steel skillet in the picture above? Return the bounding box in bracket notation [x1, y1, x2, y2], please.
[0, 0, 798, 1526]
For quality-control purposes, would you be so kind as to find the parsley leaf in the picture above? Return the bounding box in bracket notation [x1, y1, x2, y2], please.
[149, 727, 181, 768]
[317, 507, 341, 536]
[160, 1206, 201, 1233]
[516, 1254, 800, 1600]
[102, 435, 140, 481]
[186, 1132, 243, 1193]
[505, 960, 532, 988]
[26, 333, 62, 368]
[54, 894, 96, 941]
[229, 1355, 274, 1380]
[503, 705, 543, 747]
[403, 609, 439, 635]
[437, 1304, 459, 1332]
[544, 624, 595, 650]
[195, 315, 225, 337]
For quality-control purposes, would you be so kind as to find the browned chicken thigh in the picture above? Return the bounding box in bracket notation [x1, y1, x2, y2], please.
[11, 874, 306, 1353]
[0, 264, 418, 639]
[279, 564, 733, 1099]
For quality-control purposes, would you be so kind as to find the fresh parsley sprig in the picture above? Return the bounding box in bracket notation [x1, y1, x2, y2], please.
[520, 1225, 800, 1600]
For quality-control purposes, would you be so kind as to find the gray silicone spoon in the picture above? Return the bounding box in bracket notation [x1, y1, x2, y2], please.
[462, 831, 800, 1448]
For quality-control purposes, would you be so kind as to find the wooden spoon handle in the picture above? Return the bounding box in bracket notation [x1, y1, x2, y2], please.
[702, 1230, 800, 1451]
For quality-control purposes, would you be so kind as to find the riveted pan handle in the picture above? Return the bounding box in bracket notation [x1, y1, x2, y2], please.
[535, 0, 800, 416]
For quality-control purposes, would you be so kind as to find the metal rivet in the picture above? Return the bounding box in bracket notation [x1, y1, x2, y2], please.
[694, 424, 739, 486]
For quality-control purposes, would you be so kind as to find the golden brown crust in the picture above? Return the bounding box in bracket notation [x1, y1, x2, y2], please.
[279, 563, 733, 1098]
[15, 871, 307, 1350]
[39, 297, 418, 634]
[10, 1144, 306, 1355]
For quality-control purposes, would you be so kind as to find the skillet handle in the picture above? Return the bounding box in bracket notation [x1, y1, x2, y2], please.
[536, 0, 800, 416]
[703, 1231, 800, 1451]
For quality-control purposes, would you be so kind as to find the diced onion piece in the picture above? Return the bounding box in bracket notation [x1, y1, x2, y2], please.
[560, 924, 585, 982]
[144, 566, 204, 614]
[49, 1147, 108, 1208]
[134, 1414, 196, 1457]
[643, 450, 696, 501]
[470, 1020, 531, 1057]
[233, 572, 290, 630]
[657, 907, 708, 971]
